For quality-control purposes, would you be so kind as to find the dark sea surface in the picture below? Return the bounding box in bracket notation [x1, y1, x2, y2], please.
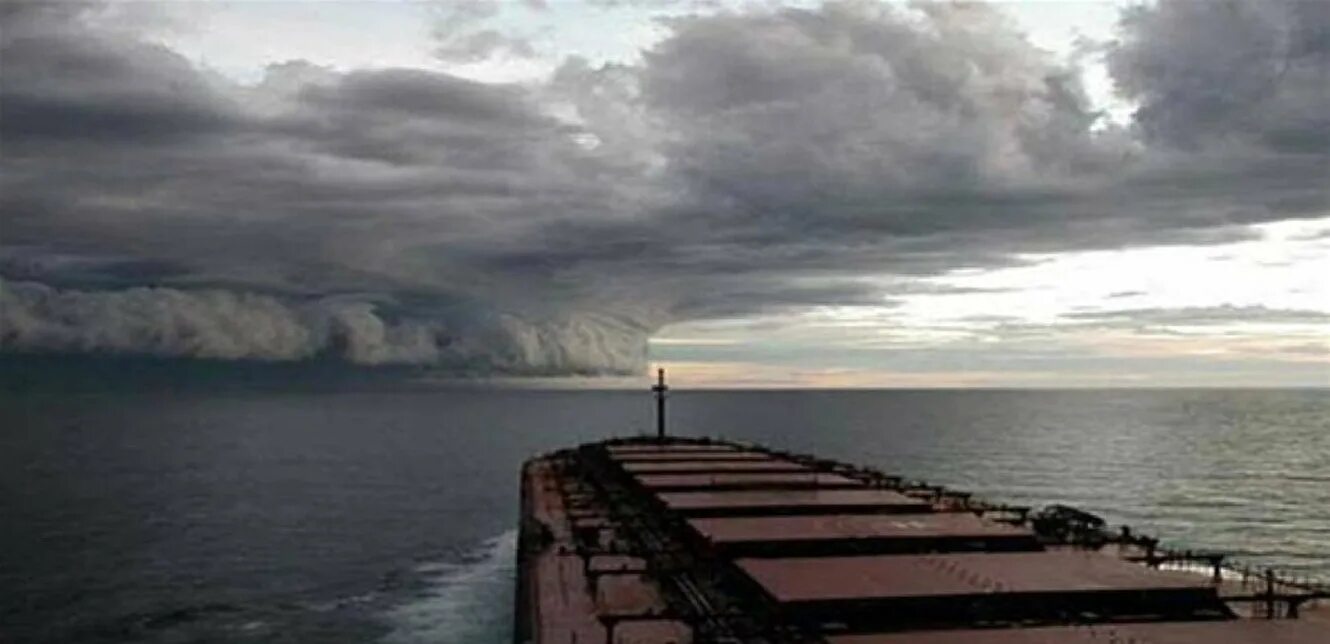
[2, 388, 1328, 643]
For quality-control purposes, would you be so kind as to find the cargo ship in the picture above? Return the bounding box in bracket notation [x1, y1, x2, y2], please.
[514, 372, 1329, 643]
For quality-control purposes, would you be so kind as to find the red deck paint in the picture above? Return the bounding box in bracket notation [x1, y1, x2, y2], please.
[737, 551, 1209, 603]
[608, 443, 738, 453]
[634, 471, 862, 491]
[659, 488, 934, 516]
[610, 451, 775, 462]
[620, 459, 810, 473]
[596, 574, 665, 617]
[588, 554, 648, 574]
[518, 437, 1324, 642]
[827, 620, 1330, 644]
[689, 512, 1034, 544]
[611, 620, 693, 643]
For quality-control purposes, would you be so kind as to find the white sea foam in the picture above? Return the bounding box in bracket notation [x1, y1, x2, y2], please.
[380, 531, 517, 644]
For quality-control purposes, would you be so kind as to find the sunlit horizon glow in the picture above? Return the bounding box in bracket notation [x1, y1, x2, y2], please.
[650, 217, 1329, 388]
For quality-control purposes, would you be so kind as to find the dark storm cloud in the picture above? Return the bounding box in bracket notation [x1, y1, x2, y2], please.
[0, 3, 239, 145]
[1109, 0, 1330, 152]
[1, 1, 1327, 373]
[0, 2, 654, 372]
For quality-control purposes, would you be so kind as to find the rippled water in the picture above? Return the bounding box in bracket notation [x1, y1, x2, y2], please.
[1, 388, 1326, 642]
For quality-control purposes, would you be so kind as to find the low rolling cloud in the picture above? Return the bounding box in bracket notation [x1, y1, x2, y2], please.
[1, 1, 1327, 380]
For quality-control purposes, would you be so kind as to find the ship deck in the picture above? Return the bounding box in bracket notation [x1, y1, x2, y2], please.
[689, 512, 1040, 556]
[515, 436, 1330, 643]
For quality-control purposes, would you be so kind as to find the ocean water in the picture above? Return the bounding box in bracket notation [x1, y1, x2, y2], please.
[1, 388, 1327, 642]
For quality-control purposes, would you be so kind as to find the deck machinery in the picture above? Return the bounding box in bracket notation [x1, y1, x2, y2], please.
[514, 383, 1327, 643]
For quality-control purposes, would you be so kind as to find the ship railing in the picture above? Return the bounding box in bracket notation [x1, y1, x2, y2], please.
[712, 435, 1330, 621]
[595, 436, 1330, 623]
[1129, 541, 1330, 619]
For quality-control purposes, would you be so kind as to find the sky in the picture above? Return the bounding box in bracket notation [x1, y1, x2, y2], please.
[1, 0, 1327, 388]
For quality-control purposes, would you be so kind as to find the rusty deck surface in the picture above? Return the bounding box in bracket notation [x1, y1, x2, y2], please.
[520, 460, 601, 642]
[518, 458, 692, 644]
[826, 620, 1330, 644]
[517, 436, 1327, 643]
[608, 443, 739, 453]
[621, 460, 811, 474]
[610, 450, 775, 462]
[633, 471, 863, 491]
[735, 551, 1230, 628]
[689, 513, 1041, 555]
[658, 488, 934, 517]
[737, 551, 1213, 602]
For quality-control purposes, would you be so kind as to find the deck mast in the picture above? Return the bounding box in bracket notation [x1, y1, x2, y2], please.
[652, 368, 668, 440]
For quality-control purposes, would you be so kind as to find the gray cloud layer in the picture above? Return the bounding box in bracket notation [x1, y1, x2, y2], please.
[1, 1, 1327, 373]
[0, 277, 646, 372]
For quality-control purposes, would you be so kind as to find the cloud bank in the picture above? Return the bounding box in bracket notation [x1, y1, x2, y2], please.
[1, 1, 1326, 374]
[0, 278, 647, 372]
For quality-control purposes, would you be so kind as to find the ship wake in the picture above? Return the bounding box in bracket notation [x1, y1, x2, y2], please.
[379, 531, 517, 644]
